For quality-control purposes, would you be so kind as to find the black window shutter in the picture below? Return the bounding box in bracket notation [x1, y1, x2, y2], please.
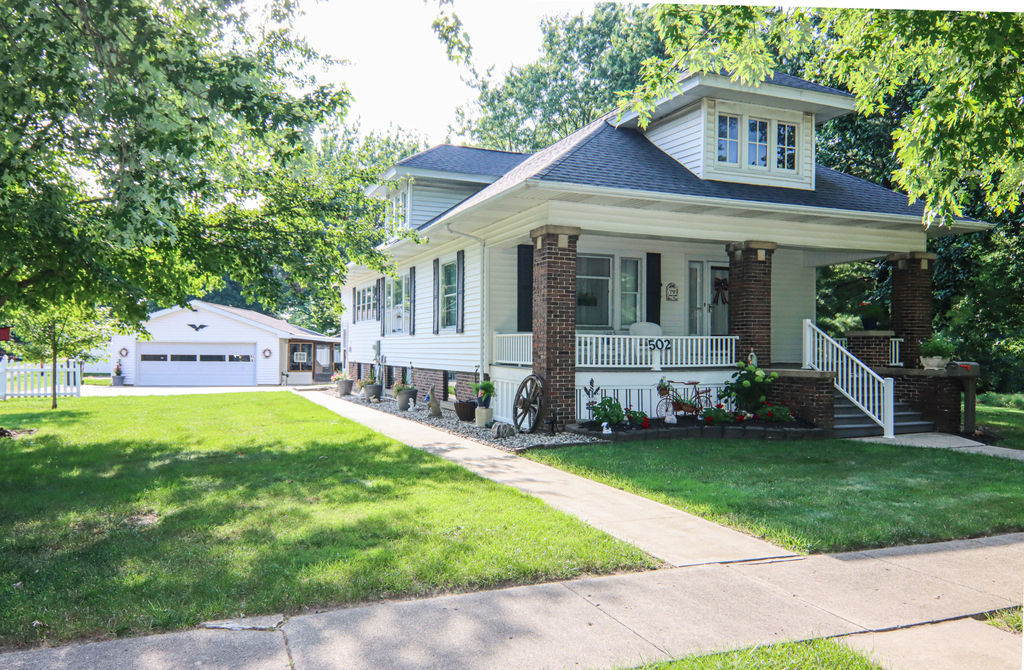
[646, 253, 661, 325]
[351, 287, 357, 323]
[517, 244, 534, 332]
[456, 249, 465, 334]
[408, 266, 416, 335]
[378, 277, 385, 336]
[432, 259, 440, 334]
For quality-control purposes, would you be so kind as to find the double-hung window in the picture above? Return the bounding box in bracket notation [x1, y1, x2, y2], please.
[748, 118, 769, 168]
[576, 255, 613, 328]
[355, 284, 377, 322]
[619, 258, 641, 328]
[776, 122, 797, 170]
[385, 273, 410, 334]
[440, 261, 458, 328]
[288, 342, 312, 372]
[717, 114, 740, 165]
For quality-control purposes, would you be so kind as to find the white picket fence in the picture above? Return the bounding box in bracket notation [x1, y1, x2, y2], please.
[1, 357, 82, 400]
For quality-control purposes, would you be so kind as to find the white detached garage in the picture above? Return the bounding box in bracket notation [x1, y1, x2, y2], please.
[110, 301, 340, 386]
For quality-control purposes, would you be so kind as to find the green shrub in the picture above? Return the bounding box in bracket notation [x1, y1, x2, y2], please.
[757, 404, 795, 422]
[920, 334, 957, 358]
[624, 407, 648, 428]
[700, 406, 736, 424]
[720, 361, 779, 413]
[592, 397, 625, 425]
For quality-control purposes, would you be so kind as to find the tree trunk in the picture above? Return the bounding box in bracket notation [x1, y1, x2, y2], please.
[50, 324, 57, 410]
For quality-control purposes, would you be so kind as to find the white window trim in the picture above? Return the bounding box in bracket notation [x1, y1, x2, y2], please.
[384, 273, 410, 335]
[716, 113, 741, 167]
[617, 256, 644, 331]
[776, 121, 798, 172]
[354, 284, 377, 322]
[575, 253, 646, 332]
[712, 101, 804, 179]
[440, 259, 458, 330]
[747, 117, 770, 171]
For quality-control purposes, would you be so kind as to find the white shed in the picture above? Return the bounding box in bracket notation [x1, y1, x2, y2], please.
[109, 301, 340, 386]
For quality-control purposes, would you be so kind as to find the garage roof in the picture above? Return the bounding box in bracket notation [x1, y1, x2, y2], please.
[150, 301, 340, 343]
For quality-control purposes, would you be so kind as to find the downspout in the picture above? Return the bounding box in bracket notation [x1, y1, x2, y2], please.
[445, 222, 488, 381]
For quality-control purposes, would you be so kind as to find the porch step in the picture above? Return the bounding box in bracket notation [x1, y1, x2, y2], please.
[832, 392, 934, 438]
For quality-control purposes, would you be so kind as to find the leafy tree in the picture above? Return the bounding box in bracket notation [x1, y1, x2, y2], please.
[451, 4, 663, 152]
[7, 303, 119, 409]
[0, 0, 389, 328]
[623, 7, 1024, 226]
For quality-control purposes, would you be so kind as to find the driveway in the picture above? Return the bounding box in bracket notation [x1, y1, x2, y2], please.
[80, 384, 314, 397]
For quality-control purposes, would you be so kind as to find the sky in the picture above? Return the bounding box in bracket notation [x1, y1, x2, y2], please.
[293, 0, 596, 145]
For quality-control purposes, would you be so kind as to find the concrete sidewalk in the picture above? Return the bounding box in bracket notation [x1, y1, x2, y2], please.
[857, 432, 1024, 462]
[300, 390, 794, 568]
[4, 534, 1021, 669]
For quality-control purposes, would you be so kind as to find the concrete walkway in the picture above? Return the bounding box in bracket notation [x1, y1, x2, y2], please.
[4, 534, 1021, 669]
[857, 431, 1024, 462]
[300, 391, 794, 568]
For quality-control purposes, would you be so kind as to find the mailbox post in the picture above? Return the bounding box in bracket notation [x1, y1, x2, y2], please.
[948, 362, 981, 434]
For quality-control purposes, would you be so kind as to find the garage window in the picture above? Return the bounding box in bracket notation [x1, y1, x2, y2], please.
[140, 354, 167, 362]
[170, 354, 197, 362]
[289, 343, 312, 371]
[199, 354, 225, 362]
[229, 354, 252, 362]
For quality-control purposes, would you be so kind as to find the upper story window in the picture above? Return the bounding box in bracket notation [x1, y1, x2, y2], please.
[717, 114, 740, 164]
[355, 284, 377, 322]
[384, 274, 410, 334]
[748, 118, 769, 168]
[440, 261, 458, 328]
[777, 123, 798, 170]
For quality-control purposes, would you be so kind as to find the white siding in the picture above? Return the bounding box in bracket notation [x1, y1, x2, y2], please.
[409, 182, 482, 228]
[771, 248, 816, 363]
[488, 245, 522, 335]
[644, 101, 704, 177]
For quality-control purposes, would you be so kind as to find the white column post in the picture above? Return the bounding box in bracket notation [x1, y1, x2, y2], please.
[882, 376, 895, 438]
[802, 319, 814, 369]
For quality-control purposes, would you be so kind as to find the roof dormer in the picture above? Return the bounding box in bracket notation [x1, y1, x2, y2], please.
[620, 71, 856, 191]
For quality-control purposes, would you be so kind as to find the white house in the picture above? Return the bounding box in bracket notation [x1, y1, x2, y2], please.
[340, 71, 987, 436]
[110, 301, 340, 386]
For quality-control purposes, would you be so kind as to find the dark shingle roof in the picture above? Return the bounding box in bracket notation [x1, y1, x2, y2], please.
[396, 145, 531, 177]
[193, 301, 336, 339]
[764, 72, 852, 98]
[536, 121, 925, 218]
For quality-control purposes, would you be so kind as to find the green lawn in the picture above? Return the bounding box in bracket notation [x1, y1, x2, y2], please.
[82, 375, 111, 386]
[977, 394, 1024, 450]
[526, 438, 1024, 554]
[0, 394, 655, 648]
[633, 639, 880, 669]
[986, 607, 1023, 634]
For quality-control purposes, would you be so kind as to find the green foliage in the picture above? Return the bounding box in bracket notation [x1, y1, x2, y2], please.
[0, 393, 654, 646]
[637, 639, 882, 670]
[700, 406, 736, 425]
[979, 393, 1024, 410]
[624, 407, 648, 428]
[471, 380, 495, 399]
[624, 8, 1024, 226]
[0, 0, 398, 330]
[720, 361, 778, 413]
[591, 396, 625, 425]
[757, 404, 795, 423]
[919, 334, 957, 359]
[451, 4, 663, 152]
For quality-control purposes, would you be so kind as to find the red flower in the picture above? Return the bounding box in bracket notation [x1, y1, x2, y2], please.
[641, 418, 650, 429]
[736, 414, 745, 422]
[716, 403, 724, 409]
[767, 411, 774, 418]
[705, 416, 713, 424]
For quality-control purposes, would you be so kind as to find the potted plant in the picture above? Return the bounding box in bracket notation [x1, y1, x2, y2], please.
[393, 368, 417, 411]
[920, 334, 956, 369]
[472, 380, 496, 427]
[858, 302, 888, 330]
[112, 359, 125, 386]
[332, 371, 353, 396]
[453, 396, 477, 422]
[362, 366, 382, 400]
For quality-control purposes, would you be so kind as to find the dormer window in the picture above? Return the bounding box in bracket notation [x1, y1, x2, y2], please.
[777, 123, 797, 170]
[717, 114, 739, 164]
[748, 119, 769, 168]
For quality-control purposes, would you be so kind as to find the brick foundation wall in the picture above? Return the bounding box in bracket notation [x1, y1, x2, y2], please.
[889, 252, 935, 368]
[532, 225, 580, 429]
[766, 371, 836, 432]
[889, 372, 962, 433]
[412, 367, 445, 400]
[454, 371, 478, 404]
[845, 331, 895, 369]
[727, 241, 776, 366]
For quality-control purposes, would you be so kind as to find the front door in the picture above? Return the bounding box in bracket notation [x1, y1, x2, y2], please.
[312, 343, 333, 382]
[688, 261, 730, 336]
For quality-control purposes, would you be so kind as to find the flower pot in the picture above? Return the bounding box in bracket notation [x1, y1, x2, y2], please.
[337, 379, 354, 396]
[477, 395, 491, 409]
[112, 375, 125, 387]
[862, 317, 879, 330]
[453, 400, 477, 422]
[475, 406, 493, 427]
[921, 356, 950, 370]
[363, 383, 382, 401]
[396, 389, 417, 411]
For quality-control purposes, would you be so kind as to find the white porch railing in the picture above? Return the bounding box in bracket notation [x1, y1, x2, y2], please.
[574, 382, 730, 422]
[1, 357, 82, 400]
[493, 333, 738, 370]
[803, 320, 894, 438]
[493, 333, 534, 366]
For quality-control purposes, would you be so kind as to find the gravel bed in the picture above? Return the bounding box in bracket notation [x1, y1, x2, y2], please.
[333, 392, 599, 452]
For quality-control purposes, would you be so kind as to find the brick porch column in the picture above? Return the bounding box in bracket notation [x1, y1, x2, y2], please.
[888, 251, 936, 368]
[726, 240, 777, 365]
[844, 330, 896, 369]
[531, 225, 580, 429]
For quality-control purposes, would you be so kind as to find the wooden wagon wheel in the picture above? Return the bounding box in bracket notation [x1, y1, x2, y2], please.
[513, 374, 544, 433]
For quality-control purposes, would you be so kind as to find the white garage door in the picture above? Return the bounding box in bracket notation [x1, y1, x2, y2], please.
[137, 342, 256, 386]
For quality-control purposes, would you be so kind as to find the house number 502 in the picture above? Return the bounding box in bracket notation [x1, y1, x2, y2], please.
[645, 338, 672, 351]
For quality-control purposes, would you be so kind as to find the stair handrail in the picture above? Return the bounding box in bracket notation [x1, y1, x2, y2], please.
[803, 319, 895, 438]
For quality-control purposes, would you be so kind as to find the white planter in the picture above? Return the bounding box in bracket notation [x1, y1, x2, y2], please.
[475, 407, 493, 427]
[921, 356, 950, 370]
